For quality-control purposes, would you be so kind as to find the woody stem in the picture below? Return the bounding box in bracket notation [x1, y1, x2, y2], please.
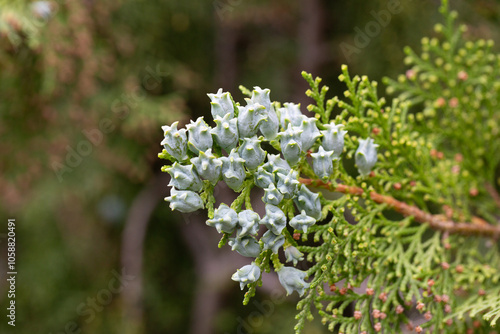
[299, 178, 500, 239]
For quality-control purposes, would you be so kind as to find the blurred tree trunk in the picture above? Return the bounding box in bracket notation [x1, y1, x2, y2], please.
[121, 173, 170, 334]
[214, 17, 239, 91]
[294, 0, 329, 109]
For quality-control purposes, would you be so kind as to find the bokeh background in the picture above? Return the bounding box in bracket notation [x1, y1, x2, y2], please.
[0, 0, 499, 333]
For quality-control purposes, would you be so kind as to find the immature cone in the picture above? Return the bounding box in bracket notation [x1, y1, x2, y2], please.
[231, 263, 261, 290]
[237, 210, 260, 237]
[191, 148, 222, 185]
[321, 122, 347, 158]
[220, 149, 246, 191]
[250, 86, 272, 111]
[237, 103, 266, 138]
[261, 204, 287, 234]
[277, 266, 310, 296]
[238, 136, 266, 170]
[229, 236, 261, 257]
[261, 230, 285, 254]
[212, 113, 238, 152]
[165, 187, 204, 213]
[166, 163, 203, 192]
[249, 86, 279, 139]
[161, 121, 188, 161]
[355, 138, 379, 176]
[276, 169, 300, 199]
[264, 154, 291, 175]
[311, 146, 335, 180]
[289, 210, 317, 233]
[186, 117, 213, 154]
[298, 117, 321, 152]
[278, 124, 303, 166]
[207, 88, 235, 119]
[294, 184, 322, 220]
[263, 183, 284, 206]
[284, 246, 304, 266]
[254, 166, 275, 189]
[279, 102, 305, 129]
[206, 204, 238, 233]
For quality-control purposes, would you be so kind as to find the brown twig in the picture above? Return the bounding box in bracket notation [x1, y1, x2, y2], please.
[299, 178, 500, 239]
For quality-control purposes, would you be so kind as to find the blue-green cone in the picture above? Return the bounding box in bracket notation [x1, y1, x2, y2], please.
[262, 183, 284, 206]
[228, 237, 261, 258]
[278, 124, 303, 166]
[231, 263, 261, 290]
[190, 148, 222, 185]
[161, 121, 188, 161]
[276, 169, 300, 199]
[278, 103, 305, 130]
[263, 154, 291, 176]
[165, 187, 204, 213]
[311, 146, 335, 180]
[186, 117, 213, 154]
[166, 162, 203, 192]
[237, 210, 260, 237]
[237, 103, 267, 138]
[206, 203, 238, 233]
[355, 138, 379, 176]
[254, 166, 275, 189]
[321, 123, 347, 159]
[212, 113, 239, 153]
[249, 86, 279, 139]
[261, 204, 287, 235]
[284, 246, 304, 266]
[289, 210, 316, 233]
[220, 149, 246, 191]
[298, 117, 321, 152]
[261, 230, 285, 254]
[277, 266, 310, 296]
[293, 185, 322, 220]
[238, 136, 266, 170]
[207, 88, 235, 119]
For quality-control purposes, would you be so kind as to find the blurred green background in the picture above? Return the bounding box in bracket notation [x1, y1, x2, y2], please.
[0, 0, 499, 333]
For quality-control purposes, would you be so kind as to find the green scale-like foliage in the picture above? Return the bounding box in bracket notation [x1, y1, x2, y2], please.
[160, 1, 500, 332]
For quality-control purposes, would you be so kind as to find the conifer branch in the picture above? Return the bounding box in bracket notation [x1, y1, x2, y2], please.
[299, 178, 500, 239]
